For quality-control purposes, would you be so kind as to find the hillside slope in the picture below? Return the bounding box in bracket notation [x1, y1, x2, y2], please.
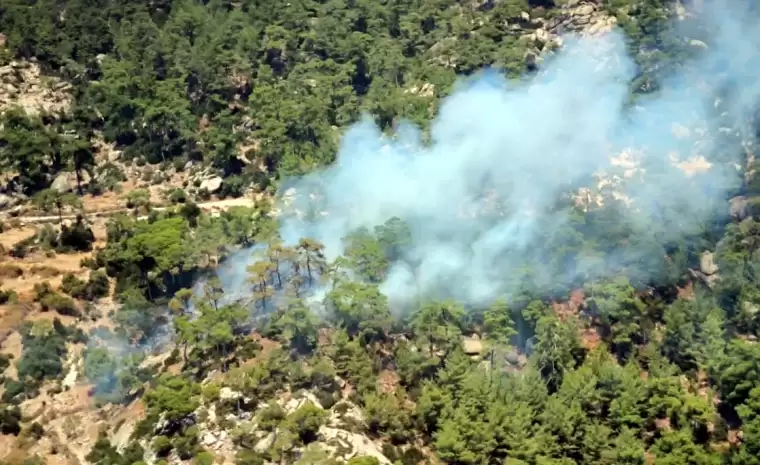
[2, 1, 760, 465]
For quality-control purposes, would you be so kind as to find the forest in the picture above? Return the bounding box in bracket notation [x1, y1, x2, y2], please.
[1, 0, 760, 465]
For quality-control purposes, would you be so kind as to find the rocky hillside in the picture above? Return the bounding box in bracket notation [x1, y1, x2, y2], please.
[3, 1, 760, 465]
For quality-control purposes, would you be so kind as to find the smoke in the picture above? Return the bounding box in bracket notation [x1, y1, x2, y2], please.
[225, 1, 760, 310]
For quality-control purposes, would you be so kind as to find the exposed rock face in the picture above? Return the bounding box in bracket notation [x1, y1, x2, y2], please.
[0, 193, 13, 210]
[730, 196, 749, 221]
[200, 176, 223, 193]
[0, 60, 72, 115]
[318, 427, 392, 465]
[428, 1, 616, 71]
[462, 335, 484, 356]
[51, 172, 77, 193]
[544, 2, 618, 39]
[700, 251, 718, 276]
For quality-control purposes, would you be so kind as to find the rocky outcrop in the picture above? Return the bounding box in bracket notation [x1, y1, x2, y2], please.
[51, 172, 77, 193]
[522, 2, 618, 63]
[200, 176, 224, 194]
[543, 2, 618, 38]
[0, 60, 72, 115]
[462, 335, 484, 357]
[318, 427, 392, 465]
[700, 251, 718, 276]
[730, 196, 750, 221]
[428, 1, 617, 71]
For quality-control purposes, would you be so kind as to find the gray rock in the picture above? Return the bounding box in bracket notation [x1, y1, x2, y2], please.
[51, 172, 76, 193]
[524, 51, 538, 67]
[700, 251, 718, 276]
[219, 387, 242, 400]
[202, 432, 218, 446]
[254, 432, 275, 453]
[729, 196, 749, 221]
[504, 349, 521, 366]
[576, 4, 596, 16]
[200, 176, 223, 193]
[0, 194, 12, 210]
[689, 39, 708, 49]
[462, 336, 484, 355]
[52, 81, 71, 91]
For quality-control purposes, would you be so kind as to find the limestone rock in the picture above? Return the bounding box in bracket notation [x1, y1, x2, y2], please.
[200, 176, 223, 193]
[282, 391, 324, 414]
[319, 427, 392, 465]
[700, 251, 718, 276]
[202, 432, 218, 446]
[504, 348, 523, 366]
[51, 172, 76, 193]
[729, 196, 749, 221]
[462, 335, 484, 356]
[0, 193, 13, 210]
[689, 39, 708, 49]
[254, 431, 275, 453]
[574, 4, 595, 16]
[219, 387, 243, 401]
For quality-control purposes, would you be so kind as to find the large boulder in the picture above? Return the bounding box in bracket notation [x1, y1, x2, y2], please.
[200, 176, 223, 193]
[462, 336, 484, 356]
[51, 172, 76, 193]
[0, 193, 13, 210]
[318, 427, 392, 465]
[700, 251, 718, 276]
[730, 196, 749, 221]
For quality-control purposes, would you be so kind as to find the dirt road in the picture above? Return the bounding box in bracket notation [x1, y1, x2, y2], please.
[14, 196, 256, 224]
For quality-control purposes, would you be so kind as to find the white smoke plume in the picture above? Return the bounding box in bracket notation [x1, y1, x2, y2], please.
[226, 1, 760, 310]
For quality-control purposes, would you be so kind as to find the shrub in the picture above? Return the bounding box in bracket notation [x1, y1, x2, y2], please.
[9, 235, 36, 258]
[202, 383, 221, 402]
[235, 450, 264, 465]
[347, 457, 381, 465]
[61, 273, 88, 298]
[173, 431, 200, 460]
[80, 256, 99, 270]
[152, 436, 173, 457]
[0, 404, 21, 435]
[59, 219, 95, 252]
[29, 265, 60, 278]
[88, 271, 110, 298]
[168, 188, 188, 204]
[37, 224, 59, 250]
[40, 292, 79, 316]
[316, 390, 337, 410]
[26, 421, 44, 439]
[125, 189, 150, 209]
[33, 282, 54, 301]
[2, 380, 25, 403]
[60, 271, 109, 301]
[219, 175, 245, 198]
[257, 402, 286, 432]
[0, 354, 12, 373]
[284, 401, 327, 444]
[0, 264, 23, 279]
[173, 158, 188, 172]
[194, 451, 214, 465]
[0, 288, 18, 304]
